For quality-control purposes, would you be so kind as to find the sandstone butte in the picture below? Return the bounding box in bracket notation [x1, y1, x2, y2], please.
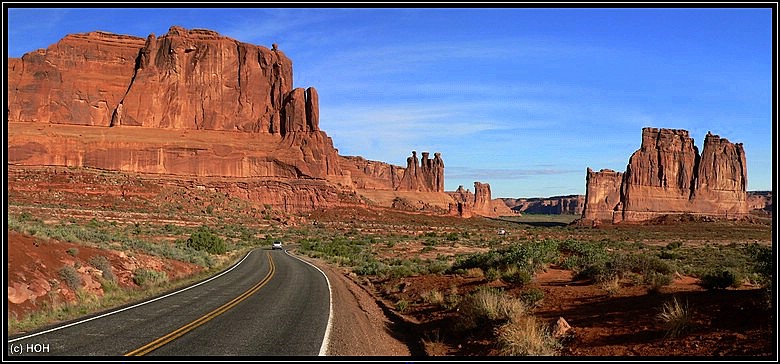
[7, 26, 507, 217]
[581, 127, 749, 224]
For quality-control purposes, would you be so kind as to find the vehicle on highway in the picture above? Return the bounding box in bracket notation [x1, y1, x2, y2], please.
[272, 241, 283, 250]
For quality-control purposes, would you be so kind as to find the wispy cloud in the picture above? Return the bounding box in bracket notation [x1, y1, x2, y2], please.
[446, 166, 579, 180]
[216, 9, 359, 52]
[303, 37, 619, 80]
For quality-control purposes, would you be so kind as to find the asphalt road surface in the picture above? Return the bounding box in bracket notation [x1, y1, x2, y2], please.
[7, 248, 332, 357]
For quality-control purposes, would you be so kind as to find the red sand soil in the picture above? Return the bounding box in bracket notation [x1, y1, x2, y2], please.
[7, 231, 202, 321]
[368, 265, 774, 357]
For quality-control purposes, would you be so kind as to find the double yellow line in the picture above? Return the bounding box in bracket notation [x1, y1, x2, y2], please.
[125, 251, 275, 356]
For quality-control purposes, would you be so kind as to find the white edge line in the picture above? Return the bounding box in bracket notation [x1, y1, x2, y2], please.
[8, 249, 256, 343]
[285, 249, 333, 356]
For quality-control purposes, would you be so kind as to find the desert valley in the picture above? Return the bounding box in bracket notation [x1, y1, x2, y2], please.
[5, 26, 774, 358]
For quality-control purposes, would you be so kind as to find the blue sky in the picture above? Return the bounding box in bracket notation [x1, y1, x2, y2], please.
[6, 7, 774, 198]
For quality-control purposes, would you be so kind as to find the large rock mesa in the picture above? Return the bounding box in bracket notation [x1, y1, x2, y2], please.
[581, 127, 748, 223]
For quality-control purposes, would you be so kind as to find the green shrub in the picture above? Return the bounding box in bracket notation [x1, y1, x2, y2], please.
[746, 243, 772, 286]
[519, 288, 545, 308]
[396, 299, 410, 313]
[501, 265, 533, 286]
[59, 265, 82, 289]
[89, 255, 115, 282]
[133, 268, 168, 287]
[426, 259, 450, 275]
[66, 248, 79, 256]
[665, 241, 683, 250]
[443, 286, 462, 310]
[450, 240, 559, 275]
[99, 277, 120, 293]
[354, 260, 387, 276]
[658, 250, 681, 260]
[185, 227, 227, 254]
[422, 290, 445, 305]
[485, 267, 501, 281]
[699, 269, 741, 290]
[645, 271, 672, 293]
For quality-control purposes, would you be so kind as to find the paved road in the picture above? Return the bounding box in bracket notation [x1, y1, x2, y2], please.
[6, 248, 331, 357]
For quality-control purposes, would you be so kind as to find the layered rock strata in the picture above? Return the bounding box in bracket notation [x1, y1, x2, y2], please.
[582, 127, 748, 223]
[582, 169, 624, 221]
[448, 182, 513, 218]
[341, 151, 444, 192]
[501, 195, 585, 215]
[747, 191, 772, 212]
[397, 151, 445, 192]
[7, 26, 454, 213]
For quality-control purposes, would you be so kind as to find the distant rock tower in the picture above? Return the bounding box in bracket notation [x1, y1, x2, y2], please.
[396, 151, 444, 192]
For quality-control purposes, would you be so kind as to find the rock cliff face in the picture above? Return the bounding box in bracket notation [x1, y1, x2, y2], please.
[447, 182, 513, 218]
[6, 27, 345, 212]
[339, 151, 444, 192]
[397, 151, 445, 192]
[7, 26, 454, 214]
[339, 156, 404, 190]
[7, 32, 341, 178]
[747, 191, 772, 212]
[582, 169, 624, 221]
[581, 127, 748, 223]
[502, 195, 585, 215]
[473, 182, 492, 212]
[448, 186, 475, 218]
[8, 31, 145, 126]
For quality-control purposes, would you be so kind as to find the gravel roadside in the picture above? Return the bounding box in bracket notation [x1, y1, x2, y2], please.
[295, 254, 418, 357]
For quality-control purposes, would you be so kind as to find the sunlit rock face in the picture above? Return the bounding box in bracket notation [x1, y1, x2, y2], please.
[447, 182, 513, 218]
[582, 127, 748, 223]
[7, 26, 344, 212]
[7, 26, 461, 213]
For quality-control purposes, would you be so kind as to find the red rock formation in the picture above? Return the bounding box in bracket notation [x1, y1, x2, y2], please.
[689, 132, 748, 215]
[582, 168, 624, 222]
[447, 182, 513, 218]
[473, 182, 492, 212]
[448, 185, 474, 218]
[397, 151, 444, 192]
[7, 26, 463, 215]
[6, 27, 349, 212]
[111, 26, 296, 132]
[621, 128, 699, 220]
[581, 127, 749, 223]
[747, 191, 772, 212]
[339, 156, 404, 190]
[8, 31, 145, 126]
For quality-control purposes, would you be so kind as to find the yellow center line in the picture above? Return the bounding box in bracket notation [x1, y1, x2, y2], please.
[124, 251, 275, 356]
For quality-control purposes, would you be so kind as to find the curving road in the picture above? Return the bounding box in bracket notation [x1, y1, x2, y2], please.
[6, 248, 331, 357]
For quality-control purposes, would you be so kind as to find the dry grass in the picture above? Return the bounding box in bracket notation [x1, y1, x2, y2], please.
[457, 287, 527, 331]
[422, 289, 445, 306]
[658, 296, 692, 338]
[495, 315, 560, 356]
[464, 268, 484, 278]
[422, 329, 449, 356]
[599, 275, 621, 296]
